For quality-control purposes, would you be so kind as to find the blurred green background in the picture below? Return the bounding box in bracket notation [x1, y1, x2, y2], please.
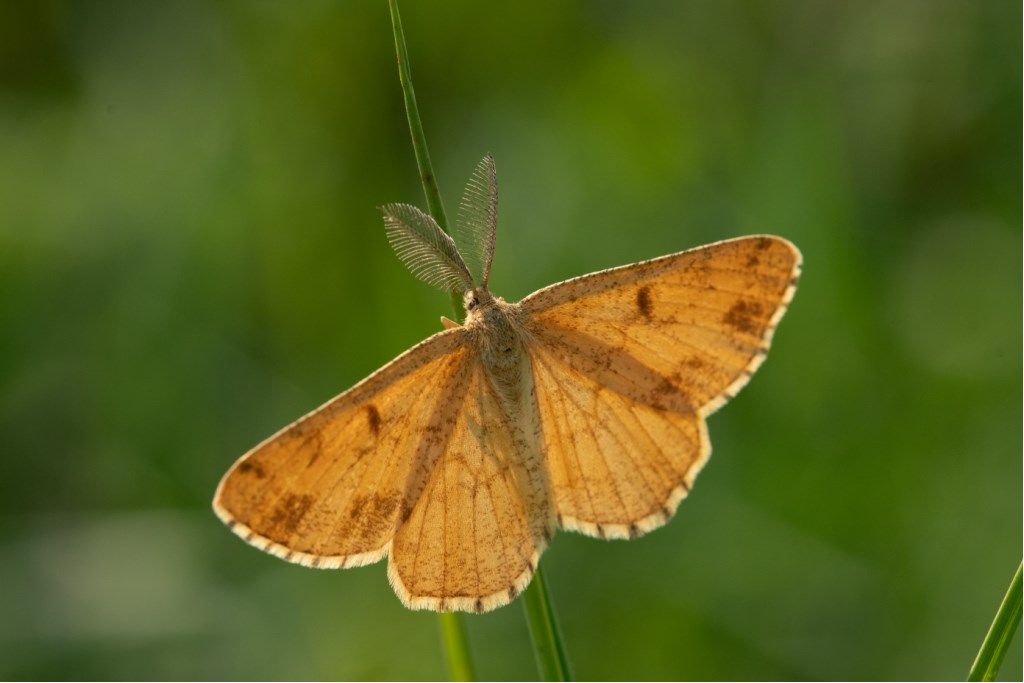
[1, 0, 1020, 680]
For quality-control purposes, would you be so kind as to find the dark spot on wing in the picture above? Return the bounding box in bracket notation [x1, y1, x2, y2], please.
[348, 495, 366, 520]
[746, 254, 760, 267]
[237, 461, 266, 479]
[293, 428, 326, 468]
[348, 492, 402, 538]
[636, 285, 653, 319]
[722, 300, 765, 335]
[270, 493, 314, 534]
[648, 375, 690, 412]
[756, 236, 773, 250]
[365, 405, 382, 436]
[371, 492, 400, 519]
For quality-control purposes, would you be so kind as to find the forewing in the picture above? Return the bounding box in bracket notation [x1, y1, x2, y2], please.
[523, 236, 801, 414]
[213, 328, 472, 568]
[389, 355, 551, 613]
[521, 235, 800, 536]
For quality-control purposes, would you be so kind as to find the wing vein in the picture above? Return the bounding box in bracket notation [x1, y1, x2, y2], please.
[553, 361, 632, 521]
[535, 350, 597, 521]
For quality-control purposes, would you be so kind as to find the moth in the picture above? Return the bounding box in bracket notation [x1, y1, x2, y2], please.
[214, 155, 801, 613]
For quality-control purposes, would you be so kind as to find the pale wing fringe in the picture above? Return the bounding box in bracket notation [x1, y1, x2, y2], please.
[382, 202, 474, 292]
[455, 154, 498, 286]
[389, 545, 544, 613]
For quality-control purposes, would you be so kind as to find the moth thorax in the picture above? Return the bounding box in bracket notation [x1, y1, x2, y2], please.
[465, 297, 522, 372]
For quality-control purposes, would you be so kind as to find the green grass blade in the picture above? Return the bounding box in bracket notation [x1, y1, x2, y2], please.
[388, 5, 574, 681]
[439, 612, 476, 682]
[387, 2, 474, 679]
[968, 561, 1022, 681]
[387, 0, 462, 319]
[522, 565, 574, 681]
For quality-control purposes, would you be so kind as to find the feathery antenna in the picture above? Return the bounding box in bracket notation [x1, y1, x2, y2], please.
[456, 155, 498, 287]
[381, 203, 474, 293]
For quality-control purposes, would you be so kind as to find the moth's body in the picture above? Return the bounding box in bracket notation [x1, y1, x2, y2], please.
[463, 290, 529, 400]
[213, 156, 802, 613]
[460, 289, 555, 549]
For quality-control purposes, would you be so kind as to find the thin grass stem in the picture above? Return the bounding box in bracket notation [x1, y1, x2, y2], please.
[968, 561, 1022, 681]
[387, 0, 462, 319]
[522, 566, 574, 681]
[388, 2, 474, 679]
[438, 612, 475, 682]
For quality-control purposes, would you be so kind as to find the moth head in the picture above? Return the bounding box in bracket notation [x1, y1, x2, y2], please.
[463, 287, 495, 313]
[382, 155, 499, 296]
